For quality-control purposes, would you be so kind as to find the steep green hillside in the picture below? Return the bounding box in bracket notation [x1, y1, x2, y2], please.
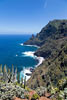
[24, 20, 67, 90]
[27, 42, 67, 89]
[24, 20, 67, 47]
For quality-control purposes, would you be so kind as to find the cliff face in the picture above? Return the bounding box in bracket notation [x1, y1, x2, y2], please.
[24, 20, 67, 58]
[24, 20, 67, 89]
[24, 20, 67, 46]
[27, 42, 67, 89]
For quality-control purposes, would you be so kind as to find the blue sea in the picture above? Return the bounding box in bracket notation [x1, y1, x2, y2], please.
[0, 34, 38, 72]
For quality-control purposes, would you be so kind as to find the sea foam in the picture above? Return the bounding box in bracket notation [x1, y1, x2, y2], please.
[22, 51, 36, 58]
[20, 43, 23, 46]
[35, 57, 44, 67]
[20, 53, 44, 81]
[20, 43, 40, 48]
[25, 45, 40, 48]
[20, 43, 44, 81]
[20, 68, 32, 81]
[16, 54, 18, 57]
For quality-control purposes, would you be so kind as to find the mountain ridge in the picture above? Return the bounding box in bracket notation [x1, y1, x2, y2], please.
[24, 20, 67, 91]
[24, 19, 67, 47]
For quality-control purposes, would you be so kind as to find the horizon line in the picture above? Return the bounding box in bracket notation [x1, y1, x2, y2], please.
[0, 32, 37, 34]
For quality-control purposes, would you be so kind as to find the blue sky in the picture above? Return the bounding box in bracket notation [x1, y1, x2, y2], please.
[0, 0, 67, 34]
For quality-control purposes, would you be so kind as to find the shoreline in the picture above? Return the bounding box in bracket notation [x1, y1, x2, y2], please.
[20, 44, 44, 81]
[20, 56, 44, 81]
[20, 43, 40, 48]
[35, 56, 44, 67]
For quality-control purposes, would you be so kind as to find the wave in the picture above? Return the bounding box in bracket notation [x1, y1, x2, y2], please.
[20, 43, 44, 81]
[22, 51, 44, 67]
[35, 57, 44, 67]
[20, 68, 32, 81]
[24, 45, 40, 48]
[20, 43, 23, 46]
[22, 51, 36, 58]
[20, 43, 40, 48]
[20, 53, 44, 81]
[16, 54, 18, 57]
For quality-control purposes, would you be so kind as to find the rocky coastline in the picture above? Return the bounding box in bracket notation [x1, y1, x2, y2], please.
[0, 19, 67, 100]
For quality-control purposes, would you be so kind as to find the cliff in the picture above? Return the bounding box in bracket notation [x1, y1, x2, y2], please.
[24, 20, 67, 90]
[24, 20, 67, 47]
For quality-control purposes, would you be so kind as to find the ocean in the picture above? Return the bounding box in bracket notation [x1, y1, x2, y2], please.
[0, 34, 39, 73]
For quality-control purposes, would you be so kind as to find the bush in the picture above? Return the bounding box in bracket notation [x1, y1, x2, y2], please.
[25, 87, 31, 92]
[25, 94, 30, 99]
[36, 86, 47, 96]
[31, 93, 40, 100]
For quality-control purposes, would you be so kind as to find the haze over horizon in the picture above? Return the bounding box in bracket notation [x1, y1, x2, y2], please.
[0, 0, 67, 34]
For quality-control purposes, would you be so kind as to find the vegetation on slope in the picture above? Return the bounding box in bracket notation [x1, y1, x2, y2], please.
[27, 42, 67, 88]
[24, 20, 67, 47]
[24, 20, 67, 99]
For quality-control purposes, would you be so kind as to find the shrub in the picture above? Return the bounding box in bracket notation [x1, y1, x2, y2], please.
[25, 94, 30, 99]
[31, 93, 40, 100]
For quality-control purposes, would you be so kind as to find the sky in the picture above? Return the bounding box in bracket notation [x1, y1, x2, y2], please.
[0, 0, 67, 34]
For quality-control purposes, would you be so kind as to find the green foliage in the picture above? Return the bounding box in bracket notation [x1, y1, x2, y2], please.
[25, 87, 31, 92]
[58, 91, 64, 100]
[25, 94, 30, 99]
[14, 82, 20, 86]
[58, 77, 67, 89]
[51, 87, 59, 94]
[26, 19, 67, 90]
[31, 93, 40, 100]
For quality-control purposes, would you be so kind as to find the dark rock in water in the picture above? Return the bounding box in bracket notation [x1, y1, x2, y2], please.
[26, 73, 31, 76]
[30, 68, 34, 72]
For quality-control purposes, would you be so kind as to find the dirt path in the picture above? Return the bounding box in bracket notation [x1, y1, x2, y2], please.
[13, 91, 51, 100]
[14, 97, 27, 100]
[14, 96, 51, 100]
